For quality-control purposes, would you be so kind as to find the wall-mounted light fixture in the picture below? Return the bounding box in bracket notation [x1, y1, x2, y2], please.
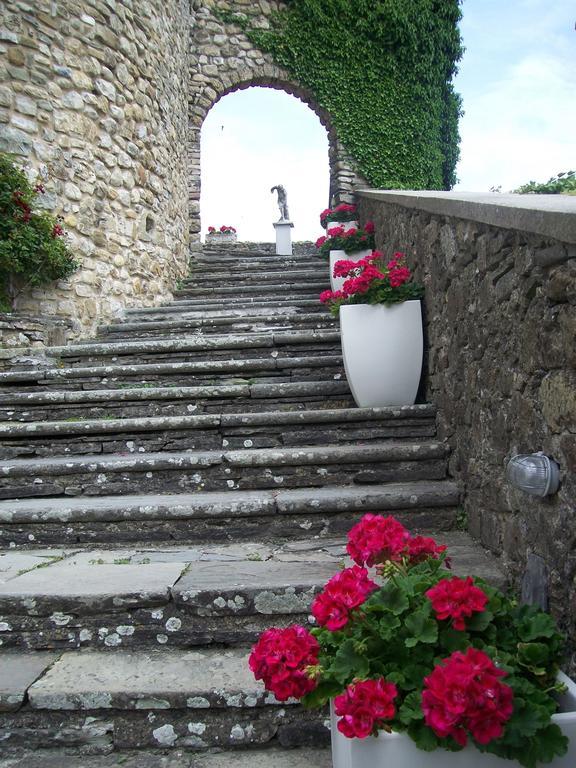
[506, 452, 560, 497]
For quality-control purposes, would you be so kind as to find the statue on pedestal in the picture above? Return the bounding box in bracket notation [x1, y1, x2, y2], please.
[270, 185, 290, 222]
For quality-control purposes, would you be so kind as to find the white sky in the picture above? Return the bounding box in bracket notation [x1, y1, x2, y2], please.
[201, 0, 576, 241]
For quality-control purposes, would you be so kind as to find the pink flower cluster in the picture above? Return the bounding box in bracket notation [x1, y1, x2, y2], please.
[311, 565, 377, 630]
[319, 251, 414, 306]
[426, 576, 488, 631]
[207, 225, 236, 233]
[423, 647, 514, 746]
[346, 513, 447, 568]
[334, 678, 398, 738]
[248, 625, 319, 701]
[320, 203, 357, 227]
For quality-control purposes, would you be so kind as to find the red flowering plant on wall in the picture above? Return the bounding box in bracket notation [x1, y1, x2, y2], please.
[315, 222, 375, 259]
[249, 514, 568, 767]
[320, 202, 358, 229]
[207, 225, 236, 235]
[319, 250, 424, 316]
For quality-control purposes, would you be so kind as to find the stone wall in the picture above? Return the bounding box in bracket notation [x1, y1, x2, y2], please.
[188, 0, 365, 245]
[357, 190, 576, 658]
[0, 0, 190, 340]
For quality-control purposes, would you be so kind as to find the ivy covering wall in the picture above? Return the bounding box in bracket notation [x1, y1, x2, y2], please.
[219, 0, 463, 190]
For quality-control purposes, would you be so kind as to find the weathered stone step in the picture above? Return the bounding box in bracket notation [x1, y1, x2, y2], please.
[0, 747, 333, 767]
[4, 331, 338, 370]
[173, 282, 326, 298]
[0, 406, 437, 458]
[184, 268, 327, 284]
[0, 647, 330, 751]
[0, 533, 506, 651]
[97, 313, 336, 340]
[0, 480, 461, 547]
[125, 305, 326, 323]
[0, 380, 355, 422]
[0, 354, 344, 393]
[0, 441, 448, 498]
[150, 297, 323, 312]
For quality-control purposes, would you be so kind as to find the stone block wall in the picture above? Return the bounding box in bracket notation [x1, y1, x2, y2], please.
[357, 190, 576, 656]
[188, 0, 366, 244]
[0, 1, 190, 340]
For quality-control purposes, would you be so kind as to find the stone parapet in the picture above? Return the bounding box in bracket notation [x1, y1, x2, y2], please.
[356, 189, 576, 660]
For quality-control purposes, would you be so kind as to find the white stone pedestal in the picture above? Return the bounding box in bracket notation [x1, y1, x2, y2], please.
[273, 220, 294, 256]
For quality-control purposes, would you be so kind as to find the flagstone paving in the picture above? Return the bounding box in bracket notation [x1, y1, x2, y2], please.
[0, 246, 506, 763]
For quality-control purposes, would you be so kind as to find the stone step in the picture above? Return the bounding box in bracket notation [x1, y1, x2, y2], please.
[0, 380, 355, 422]
[0, 406, 437, 458]
[184, 268, 327, 284]
[0, 480, 461, 547]
[141, 296, 326, 320]
[97, 313, 336, 340]
[0, 647, 330, 751]
[0, 747, 333, 767]
[0, 533, 506, 652]
[173, 282, 326, 298]
[0, 441, 448, 498]
[0, 354, 345, 393]
[4, 330, 340, 370]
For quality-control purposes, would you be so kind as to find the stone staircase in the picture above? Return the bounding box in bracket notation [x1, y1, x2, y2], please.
[0, 246, 505, 765]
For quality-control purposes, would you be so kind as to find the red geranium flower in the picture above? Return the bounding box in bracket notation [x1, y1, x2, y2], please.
[422, 647, 513, 747]
[347, 514, 411, 567]
[426, 576, 488, 630]
[311, 565, 377, 630]
[249, 625, 319, 701]
[334, 678, 398, 739]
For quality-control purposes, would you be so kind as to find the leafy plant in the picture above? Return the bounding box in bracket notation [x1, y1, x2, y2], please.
[315, 222, 375, 258]
[320, 203, 358, 229]
[214, 1, 463, 190]
[0, 152, 79, 310]
[513, 171, 576, 195]
[320, 250, 423, 315]
[249, 515, 568, 768]
[207, 225, 237, 234]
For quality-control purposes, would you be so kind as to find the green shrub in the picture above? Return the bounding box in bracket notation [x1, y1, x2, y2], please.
[513, 171, 576, 195]
[0, 152, 79, 311]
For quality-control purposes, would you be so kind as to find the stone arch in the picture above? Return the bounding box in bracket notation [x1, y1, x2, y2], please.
[188, 4, 365, 242]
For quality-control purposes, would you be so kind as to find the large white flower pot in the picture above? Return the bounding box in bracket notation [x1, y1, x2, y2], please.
[339, 301, 423, 408]
[329, 249, 372, 291]
[331, 671, 576, 768]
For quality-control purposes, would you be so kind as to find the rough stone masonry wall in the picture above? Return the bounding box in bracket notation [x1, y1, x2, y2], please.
[187, 0, 365, 244]
[357, 190, 576, 659]
[0, 0, 190, 341]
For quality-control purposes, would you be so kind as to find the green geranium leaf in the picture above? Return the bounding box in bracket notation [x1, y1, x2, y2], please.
[398, 691, 424, 725]
[465, 609, 494, 632]
[331, 638, 370, 684]
[518, 611, 559, 641]
[368, 582, 409, 616]
[404, 609, 438, 647]
[301, 680, 342, 709]
[407, 721, 442, 752]
[378, 614, 401, 640]
[439, 627, 470, 652]
[517, 642, 550, 674]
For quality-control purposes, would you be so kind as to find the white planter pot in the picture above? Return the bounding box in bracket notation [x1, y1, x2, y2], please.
[327, 220, 358, 234]
[331, 671, 576, 768]
[339, 301, 423, 407]
[329, 249, 372, 291]
[206, 232, 237, 244]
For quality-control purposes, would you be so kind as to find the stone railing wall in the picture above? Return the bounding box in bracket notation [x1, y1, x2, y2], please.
[357, 190, 576, 657]
[0, 1, 190, 340]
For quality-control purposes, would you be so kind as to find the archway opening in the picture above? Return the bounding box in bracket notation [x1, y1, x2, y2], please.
[201, 87, 330, 243]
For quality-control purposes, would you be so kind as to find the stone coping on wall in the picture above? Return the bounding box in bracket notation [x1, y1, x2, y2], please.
[356, 189, 576, 246]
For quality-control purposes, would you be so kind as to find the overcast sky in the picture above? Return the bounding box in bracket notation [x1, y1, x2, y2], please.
[201, 0, 575, 241]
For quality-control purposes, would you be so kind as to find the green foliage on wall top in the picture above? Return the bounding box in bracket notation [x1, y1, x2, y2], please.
[216, 0, 463, 191]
